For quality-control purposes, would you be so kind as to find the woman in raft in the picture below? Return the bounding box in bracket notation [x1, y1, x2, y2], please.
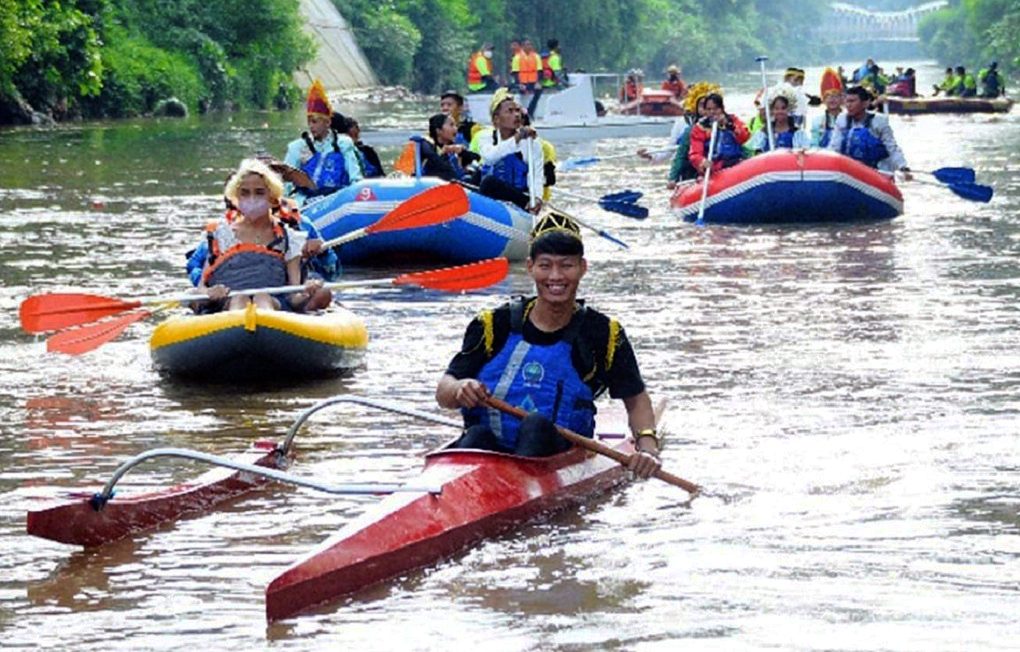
[196, 158, 332, 313]
[748, 84, 810, 153]
[688, 92, 750, 174]
[419, 113, 482, 181]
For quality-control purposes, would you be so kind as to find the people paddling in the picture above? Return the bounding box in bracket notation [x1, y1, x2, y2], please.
[810, 68, 845, 148]
[196, 158, 332, 313]
[477, 88, 545, 212]
[749, 85, 809, 153]
[688, 92, 750, 174]
[827, 86, 910, 178]
[436, 212, 662, 475]
[933, 67, 956, 97]
[417, 113, 481, 182]
[283, 80, 362, 206]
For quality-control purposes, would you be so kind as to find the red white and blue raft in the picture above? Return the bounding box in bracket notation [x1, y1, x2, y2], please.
[303, 177, 531, 266]
[670, 149, 904, 224]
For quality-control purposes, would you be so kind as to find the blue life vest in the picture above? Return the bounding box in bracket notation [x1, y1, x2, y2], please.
[818, 113, 837, 149]
[705, 126, 744, 166]
[760, 129, 796, 152]
[357, 149, 381, 178]
[301, 141, 349, 197]
[839, 113, 889, 168]
[480, 137, 530, 191]
[462, 301, 596, 449]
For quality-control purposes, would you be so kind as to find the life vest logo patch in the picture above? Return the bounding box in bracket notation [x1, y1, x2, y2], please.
[521, 361, 544, 387]
[355, 187, 377, 202]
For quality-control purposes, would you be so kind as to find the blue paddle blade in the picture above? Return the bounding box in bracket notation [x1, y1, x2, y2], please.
[599, 200, 649, 219]
[931, 167, 976, 185]
[602, 190, 643, 203]
[949, 182, 993, 203]
[596, 229, 629, 249]
[559, 157, 599, 172]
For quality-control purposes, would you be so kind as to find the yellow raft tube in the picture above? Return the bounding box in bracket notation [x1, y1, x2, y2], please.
[150, 302, 368, 381]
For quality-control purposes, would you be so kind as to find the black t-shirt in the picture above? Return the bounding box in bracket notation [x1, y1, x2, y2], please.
[444, 297, 646, 400]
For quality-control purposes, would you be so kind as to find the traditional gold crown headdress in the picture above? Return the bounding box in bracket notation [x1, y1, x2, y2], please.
[767, 82, 799, 112]
[683, 81, 721, 113]
[530, 211, 582, 242]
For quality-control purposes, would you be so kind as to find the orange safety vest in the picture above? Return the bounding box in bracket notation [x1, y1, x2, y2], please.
[661, 78, 686, 99]
[467, 52, 483, 86]
[517, 52, 540, 85]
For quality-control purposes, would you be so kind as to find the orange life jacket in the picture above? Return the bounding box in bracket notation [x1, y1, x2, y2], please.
[202, 210, 291, 286]
[518, 52, 540, 85]
[467, 52, 483, 86]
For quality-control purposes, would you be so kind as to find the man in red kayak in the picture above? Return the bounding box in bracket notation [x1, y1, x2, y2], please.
[436, 213, 662, 478]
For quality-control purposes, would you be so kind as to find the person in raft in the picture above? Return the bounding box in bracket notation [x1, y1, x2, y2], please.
[196, 158, 332, 313]
[748, 83, 810, 153]
[827, 86, 911, 179]
[283, 79, 363, 206]
[477, 88, 546, 213]
[688, 92, 750, 174]
[810, 68, 845, 148]
[435, 212, 662, 475]
[418, 113, 482, 181]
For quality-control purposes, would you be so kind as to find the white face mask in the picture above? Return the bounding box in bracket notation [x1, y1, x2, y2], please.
[483, 50, 493, 58]
[237, 196, 270, 219]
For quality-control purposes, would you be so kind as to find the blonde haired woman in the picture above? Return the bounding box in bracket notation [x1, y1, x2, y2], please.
[197, 158, 330, 313]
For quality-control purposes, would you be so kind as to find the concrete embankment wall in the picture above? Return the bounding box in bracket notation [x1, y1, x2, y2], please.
[296, 0, 378, 90]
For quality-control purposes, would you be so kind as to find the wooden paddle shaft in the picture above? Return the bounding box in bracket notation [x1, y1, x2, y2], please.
[484, 397, 699, 494]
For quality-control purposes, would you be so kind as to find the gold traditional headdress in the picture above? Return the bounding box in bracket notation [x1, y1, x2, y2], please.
[489, 87, 513, 117]
[530, 211, 582, 242]
[683, 81, 721, 113]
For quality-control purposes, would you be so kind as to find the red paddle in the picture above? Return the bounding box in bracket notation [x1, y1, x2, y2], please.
[41, 258, 510, 355]
[21, 184, 471, 334]
[484, 396, 700, 495]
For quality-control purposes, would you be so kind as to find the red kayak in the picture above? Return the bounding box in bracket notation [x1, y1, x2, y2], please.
[264, 401, 666, 621]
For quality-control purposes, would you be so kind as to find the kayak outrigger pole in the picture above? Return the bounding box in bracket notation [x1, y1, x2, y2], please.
[89, 447, 443, 511]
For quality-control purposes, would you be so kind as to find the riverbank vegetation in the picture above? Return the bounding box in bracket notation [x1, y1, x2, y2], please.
[341, 0, 833, 94]
[0, 0, 312, 125]
[918, 0, 1019, 77]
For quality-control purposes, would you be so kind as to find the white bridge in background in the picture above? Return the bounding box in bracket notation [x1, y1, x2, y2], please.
[822, 1, 948, 44]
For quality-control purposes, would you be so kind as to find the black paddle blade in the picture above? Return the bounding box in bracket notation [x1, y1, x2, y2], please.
[599, 200, 649, 219]
[602, 190, 643, 204]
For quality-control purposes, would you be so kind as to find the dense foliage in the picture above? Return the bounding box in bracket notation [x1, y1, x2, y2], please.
[340, 0, 834, 93]
[918, 0, 1019, 76]
[0, 0, 313, 123]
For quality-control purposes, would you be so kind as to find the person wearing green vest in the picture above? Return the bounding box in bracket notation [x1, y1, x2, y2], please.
[541, 39, 564, 89]
[953, 66, 977, 97]
[978, 62, 1004, 98]
[466, 43, 497, 93]
[932, 67, 956, 97]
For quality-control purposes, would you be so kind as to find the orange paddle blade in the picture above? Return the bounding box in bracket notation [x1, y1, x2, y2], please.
[46, 310, 151, 355]
[393, 257, 509, 293]
[20, 293, 142, 333]
[366, 184, 469, 234]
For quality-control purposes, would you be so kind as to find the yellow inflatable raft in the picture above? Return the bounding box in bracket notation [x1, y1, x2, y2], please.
[150, 303, 368, 381]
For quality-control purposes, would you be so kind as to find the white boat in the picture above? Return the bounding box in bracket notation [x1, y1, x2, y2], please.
[464, 73, 673, 141]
